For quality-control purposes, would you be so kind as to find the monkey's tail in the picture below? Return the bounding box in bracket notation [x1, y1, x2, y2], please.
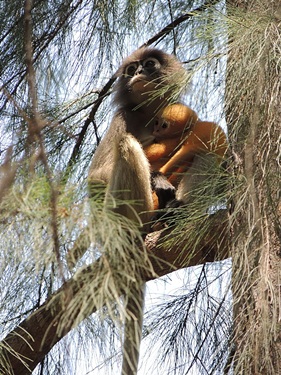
[121, 285, 145, 375]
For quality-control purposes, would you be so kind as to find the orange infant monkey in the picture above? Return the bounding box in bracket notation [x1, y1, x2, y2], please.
[145, 104, 227, 209]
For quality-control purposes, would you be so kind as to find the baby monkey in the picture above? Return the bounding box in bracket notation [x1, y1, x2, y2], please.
[145, 103, 228, 210]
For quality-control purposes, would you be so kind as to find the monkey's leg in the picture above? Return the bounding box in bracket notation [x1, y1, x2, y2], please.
[121, 284, 145, 375]
[150, 171, 176, 209]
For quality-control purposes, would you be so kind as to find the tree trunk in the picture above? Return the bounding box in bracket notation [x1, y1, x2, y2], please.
[226, 1, 281, 373]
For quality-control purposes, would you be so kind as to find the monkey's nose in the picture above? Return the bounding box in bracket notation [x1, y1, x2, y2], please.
[135, 65, 144, 75]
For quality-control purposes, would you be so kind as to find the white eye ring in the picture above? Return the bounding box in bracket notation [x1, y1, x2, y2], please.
[143, 57, 160, 69]
[124, 63, 138, 76]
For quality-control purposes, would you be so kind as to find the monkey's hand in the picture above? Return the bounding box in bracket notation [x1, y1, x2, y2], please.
[151, 171, 176, 210]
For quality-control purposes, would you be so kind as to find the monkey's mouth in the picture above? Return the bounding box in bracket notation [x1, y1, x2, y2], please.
[130, 75, 149, 85]
[130, 76, 157, 92]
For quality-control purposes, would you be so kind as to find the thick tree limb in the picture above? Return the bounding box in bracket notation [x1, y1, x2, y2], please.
[146, 209, 229, 278]
[0, 210, 229, 375]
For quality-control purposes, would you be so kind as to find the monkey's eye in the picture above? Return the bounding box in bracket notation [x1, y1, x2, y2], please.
[124, 63, 138, 77]
[161, 122, 169, 129]
[143, 57, 160, 70]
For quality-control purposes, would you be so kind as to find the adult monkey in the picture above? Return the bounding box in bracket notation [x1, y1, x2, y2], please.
[88, 47, 187, 375]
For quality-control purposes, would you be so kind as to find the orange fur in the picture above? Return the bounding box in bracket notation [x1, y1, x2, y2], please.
[155, 103, 198, 136]
[145, 104, 227, 188]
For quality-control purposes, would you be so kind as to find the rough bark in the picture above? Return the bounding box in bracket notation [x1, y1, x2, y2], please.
[226, 1, 281, 373]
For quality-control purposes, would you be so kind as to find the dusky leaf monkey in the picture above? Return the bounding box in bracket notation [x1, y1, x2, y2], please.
[88, 48, 187, 375]
[144, 103, 228, 210]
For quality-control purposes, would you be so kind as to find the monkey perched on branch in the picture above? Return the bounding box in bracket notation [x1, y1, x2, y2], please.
[88, 48, 184, 226]
[88, 47, 228, 375]
[88, 47, 187, 375]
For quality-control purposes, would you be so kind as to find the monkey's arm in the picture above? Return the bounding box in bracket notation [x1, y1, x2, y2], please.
[109, 134, 153, 375]
[69, 114, 153, 268]
[159, 121, 227, 177]
[88, 113, 125, 189]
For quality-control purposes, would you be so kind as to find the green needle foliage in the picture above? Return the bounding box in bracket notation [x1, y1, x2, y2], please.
[0, 1, 280, 374]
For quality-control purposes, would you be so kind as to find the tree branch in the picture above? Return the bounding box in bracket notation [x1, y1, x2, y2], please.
[0, 210, 229, 375]
[142, 0, 220, 47]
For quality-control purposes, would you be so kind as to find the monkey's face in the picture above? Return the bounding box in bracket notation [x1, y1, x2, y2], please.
[121, 57, 165, 105]
[153, 104, 198, 139]
[153, 118, 173, 139]
[124, 57, 161, 91]
[114, 48, 187, 109]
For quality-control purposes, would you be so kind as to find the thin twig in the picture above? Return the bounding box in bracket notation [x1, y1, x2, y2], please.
[167, 0, 177, 55]
[141, 0, 220, 47]
[63, 75, 117, 178]
[1, 0, 83, 112]
[24, 0, 64, 281]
